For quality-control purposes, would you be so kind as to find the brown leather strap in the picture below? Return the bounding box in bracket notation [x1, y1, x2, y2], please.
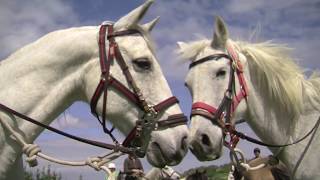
[107, 29, 140, 40]
[107, 76, 141, 107]
[154, 97, 179, 112]
[122, 127, 138, 147]
[157, 114, 188, 129]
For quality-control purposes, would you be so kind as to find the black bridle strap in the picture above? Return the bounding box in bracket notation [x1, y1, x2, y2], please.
[0, 103, 132, 154]
[189, 54, 231, 69]
[234, 116, 320, 148]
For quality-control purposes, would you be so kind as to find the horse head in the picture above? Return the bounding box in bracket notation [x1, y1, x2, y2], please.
[82, 0, 188, 167]
[177, 16, 249, 161]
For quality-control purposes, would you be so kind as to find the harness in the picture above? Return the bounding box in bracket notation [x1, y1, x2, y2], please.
[90, 22, 188, 156]
[189, 42, 248, 149]
[0, 22, 187, 161]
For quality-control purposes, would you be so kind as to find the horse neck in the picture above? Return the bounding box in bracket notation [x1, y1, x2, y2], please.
[244, 68, 320, 178]
[244, 78, 290, 146]
[0, 26, 98, 142]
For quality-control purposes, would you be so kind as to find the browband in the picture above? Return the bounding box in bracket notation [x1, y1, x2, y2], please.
[189, 54, 231, 69]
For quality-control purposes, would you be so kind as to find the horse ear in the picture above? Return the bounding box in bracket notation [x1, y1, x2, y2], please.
[211, 16, 229, 49]
[142, 16, 160, 32]
[114, 0, 154, 30]
[177, 41, 187, 50]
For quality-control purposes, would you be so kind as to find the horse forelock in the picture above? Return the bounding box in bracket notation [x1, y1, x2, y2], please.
[176, 39, 210, 61]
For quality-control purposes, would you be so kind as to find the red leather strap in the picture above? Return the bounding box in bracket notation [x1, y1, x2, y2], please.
[191, 102, 217, 115]
[98, 25, 108, 73]
[107, 76, 141, 107]
[122, 127, 137, 147]
[90, 78, 106, 115]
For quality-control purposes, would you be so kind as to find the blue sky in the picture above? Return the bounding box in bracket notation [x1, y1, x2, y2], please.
[1, 0, 320, 180]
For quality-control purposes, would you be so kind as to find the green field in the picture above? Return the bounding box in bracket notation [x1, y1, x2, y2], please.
[182, 164, 230, 180]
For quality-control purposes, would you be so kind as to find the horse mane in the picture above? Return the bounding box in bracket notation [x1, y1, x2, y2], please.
[237, 41, 320, 120]
[178, 39, 320, 122]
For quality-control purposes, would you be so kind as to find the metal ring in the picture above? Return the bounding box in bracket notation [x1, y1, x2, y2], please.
[229, 148, 246, 166]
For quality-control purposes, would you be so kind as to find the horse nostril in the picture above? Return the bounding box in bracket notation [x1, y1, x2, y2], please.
[201, 134, 211, 146]
[181, 136, 188, 150]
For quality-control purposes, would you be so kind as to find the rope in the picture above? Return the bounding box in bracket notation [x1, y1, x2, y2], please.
[240, 162, 266, 171]
[0, 116, 124, 172]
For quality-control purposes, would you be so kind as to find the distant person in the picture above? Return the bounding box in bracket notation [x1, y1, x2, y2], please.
[253, 147, 261, 159]
[123, 153, 144, 180]
[105, 163, 120, 180]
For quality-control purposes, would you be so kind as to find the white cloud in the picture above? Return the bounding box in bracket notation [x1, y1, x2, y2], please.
[50, 113, 88, 129]
[148, 0, 320, 82]
[0, 0, 79, 59]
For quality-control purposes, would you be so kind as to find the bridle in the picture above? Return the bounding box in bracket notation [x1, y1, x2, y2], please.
[188, 41, 320, 177]
[0, 22, 187, 158]
[90, 22, 187, 156]
[189, 42, 248, 149]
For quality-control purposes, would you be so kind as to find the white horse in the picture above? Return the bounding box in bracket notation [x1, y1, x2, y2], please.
[0, 1, 189, 179]
[177, 16, 320, 180]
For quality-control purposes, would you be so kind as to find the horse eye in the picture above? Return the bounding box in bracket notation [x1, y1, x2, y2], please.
[216, 70, 226, 77]
[132, 58, 151, 71]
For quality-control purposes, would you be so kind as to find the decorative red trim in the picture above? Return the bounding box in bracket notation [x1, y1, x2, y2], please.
[191, 102, 217, 115]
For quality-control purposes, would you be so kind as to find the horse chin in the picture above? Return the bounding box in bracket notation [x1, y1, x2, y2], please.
[189, 143, 222, 161]
[146, 142, 181, 168]
[195, 153, 220, 161]
[146, 150, 167, 168]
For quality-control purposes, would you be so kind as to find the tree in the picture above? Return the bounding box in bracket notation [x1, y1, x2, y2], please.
[24, 165, 63, 180]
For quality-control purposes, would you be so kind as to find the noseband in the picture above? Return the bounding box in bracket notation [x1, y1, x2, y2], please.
[90, 23, 187, 156]
[189, 43, 248, 148]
